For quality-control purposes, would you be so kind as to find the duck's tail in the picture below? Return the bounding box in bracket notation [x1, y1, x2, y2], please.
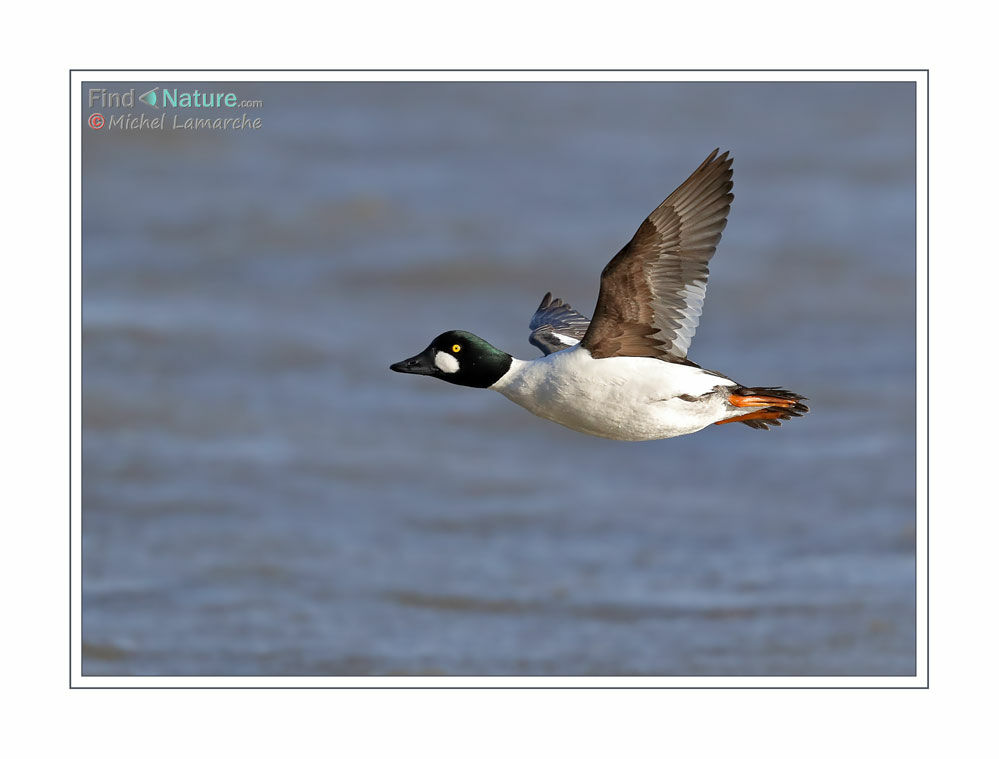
[715, 386, 810, 430]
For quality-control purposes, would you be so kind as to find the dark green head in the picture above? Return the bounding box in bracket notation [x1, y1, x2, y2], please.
[390, 330, 513, 389]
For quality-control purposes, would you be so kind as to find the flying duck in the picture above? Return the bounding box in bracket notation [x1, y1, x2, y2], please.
[390, 149, 808, 441]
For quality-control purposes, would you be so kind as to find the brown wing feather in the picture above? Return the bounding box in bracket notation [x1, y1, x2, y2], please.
[581, 149, 734, 361]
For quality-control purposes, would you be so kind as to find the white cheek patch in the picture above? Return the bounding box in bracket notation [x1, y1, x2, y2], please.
[434, 351, 460, 374]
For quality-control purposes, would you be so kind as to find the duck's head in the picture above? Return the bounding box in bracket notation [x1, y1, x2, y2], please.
[390, 330, 513, 388]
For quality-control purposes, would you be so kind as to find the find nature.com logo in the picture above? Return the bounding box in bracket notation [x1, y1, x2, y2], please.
[87, 86, 263, 132]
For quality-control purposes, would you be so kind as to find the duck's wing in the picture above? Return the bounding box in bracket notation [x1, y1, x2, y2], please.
[528, 292, 591, 355]
[580, 149, 734, 362]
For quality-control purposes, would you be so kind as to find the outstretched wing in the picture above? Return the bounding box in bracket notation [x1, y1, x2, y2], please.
[528, 292, 591, 355]
[580, 149, 734, 362]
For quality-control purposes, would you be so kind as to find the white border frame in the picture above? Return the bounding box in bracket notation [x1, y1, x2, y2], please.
[70, 69, 927, 688]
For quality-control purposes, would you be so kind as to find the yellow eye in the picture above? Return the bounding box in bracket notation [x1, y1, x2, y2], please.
[452, 344, 461, 353]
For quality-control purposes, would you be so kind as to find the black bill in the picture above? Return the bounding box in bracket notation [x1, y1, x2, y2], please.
[390, 346, 439, 376]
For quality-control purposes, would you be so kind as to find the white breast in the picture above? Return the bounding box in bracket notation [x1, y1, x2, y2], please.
[489, 346, 735, 441]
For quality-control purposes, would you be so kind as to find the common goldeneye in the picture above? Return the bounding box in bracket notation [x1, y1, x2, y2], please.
[390, 149, 808, 441]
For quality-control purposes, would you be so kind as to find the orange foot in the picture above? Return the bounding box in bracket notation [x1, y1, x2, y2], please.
[715, 409, 786, 426]
[726, 393, 798, 409]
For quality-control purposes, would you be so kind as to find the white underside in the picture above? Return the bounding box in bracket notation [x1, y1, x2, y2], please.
[489, 345, 739, 441]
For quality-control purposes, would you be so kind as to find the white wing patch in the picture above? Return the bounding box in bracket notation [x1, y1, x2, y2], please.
[551, 333, 580, 346]
[434, 351, 460, 374]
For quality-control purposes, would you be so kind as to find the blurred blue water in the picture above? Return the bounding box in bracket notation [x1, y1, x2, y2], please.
[82, 82, 915, 675]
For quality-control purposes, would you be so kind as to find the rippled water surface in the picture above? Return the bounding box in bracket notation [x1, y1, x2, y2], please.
[82, 82, 916, 676]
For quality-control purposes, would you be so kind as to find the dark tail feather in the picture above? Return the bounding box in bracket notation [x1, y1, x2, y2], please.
[726, 386, 810, 430]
